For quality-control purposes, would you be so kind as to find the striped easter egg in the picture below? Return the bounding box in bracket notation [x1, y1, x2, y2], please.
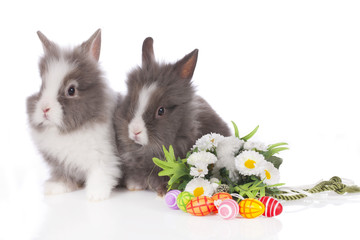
[239, 198, 265, 219]
[258, 196, 283, 217]
[165, 190, 181, 210]
[212, 192, 232, 213]
[176, 191, 195, 212]
[186, 196, 215, 216]
[218, 199, 239, 220]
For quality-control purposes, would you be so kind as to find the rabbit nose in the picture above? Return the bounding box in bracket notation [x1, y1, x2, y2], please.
[43, 108, 50, 113]
[134, 131, 142, 136]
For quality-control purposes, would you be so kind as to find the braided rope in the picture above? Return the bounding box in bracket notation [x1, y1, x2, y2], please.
[270, 193, 308, 201]
[270, 176, 360, 201]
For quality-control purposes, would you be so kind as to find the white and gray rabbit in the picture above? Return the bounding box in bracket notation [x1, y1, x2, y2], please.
[114, 37, 231, 196]
[27, 29, 121, 201]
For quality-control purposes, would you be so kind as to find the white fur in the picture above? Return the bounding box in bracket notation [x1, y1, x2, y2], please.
[125, 180, 146, 191]
[31, 116, 120, 201]
[128, 83, 158, 145]
[44, 181, 74, 195]
[29, 44, 120, 201]
[32, 58, 74, 128]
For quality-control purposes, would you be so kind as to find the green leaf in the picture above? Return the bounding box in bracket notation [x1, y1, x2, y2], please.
[260, 188, 265, 197]
[265, 186, 286, 195]
[168, 170, 188, 185]
[153, 146, 191, 189]
[231, 121, 240, 138]
[270, 147, 289, 154]
[266, 183, 286, 188]
[177, 179, 191, 191]
[250, 175, 260, 181]
[158, 169, 175, 177]
[268, 142, 288, 150]
[252, 178, 264, 188]
[265, 156, 283, 169]
[162, 146, 171, 162]
[240, 181, 254, 190]
[251, 190, 259, 197]
[241, 125, 259, 141]
[169, 145, 175, 162]
[152, 157, 171, 169]
[245, 191, 255, 198]
[263, 147, 289, 159]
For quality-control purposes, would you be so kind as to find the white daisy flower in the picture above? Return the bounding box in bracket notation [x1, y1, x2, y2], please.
[234, 150, 266, 176]
[214, 136, 244, 181]
[187, 151, 217, 166]
[192, 133, 225, 151]
[185, 178, 215, 197]
[210, 178, 220, 184]
[189, 163, 209, 178]
[260, 162, 280, 185]
[210, 178, 221, 189]
[243, 141, 268, 151]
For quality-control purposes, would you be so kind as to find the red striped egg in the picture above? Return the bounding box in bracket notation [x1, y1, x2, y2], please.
[186, 196, 215, 216]
[258, 196, 283, 217]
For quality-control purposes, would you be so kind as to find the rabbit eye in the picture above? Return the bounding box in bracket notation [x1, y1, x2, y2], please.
[67, 86, 76, 97]
[157, 106, 165, 117]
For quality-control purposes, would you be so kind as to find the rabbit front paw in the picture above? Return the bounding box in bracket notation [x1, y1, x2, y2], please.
[44, 180, 73, 195]
[86, 169, 116, 202]
[86, 184, 111, 202]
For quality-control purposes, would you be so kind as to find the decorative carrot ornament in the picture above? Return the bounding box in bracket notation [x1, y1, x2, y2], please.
[238, 198, 265, 219]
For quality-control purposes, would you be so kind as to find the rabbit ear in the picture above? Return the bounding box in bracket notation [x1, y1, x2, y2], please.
[142, 37, 155, 69]
[81, 29, 101, 61]
[174, 49, 199, 80]
[37, 31, 56, 53]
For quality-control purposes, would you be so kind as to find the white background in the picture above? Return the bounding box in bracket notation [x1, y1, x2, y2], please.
[1, 1, 360, 240]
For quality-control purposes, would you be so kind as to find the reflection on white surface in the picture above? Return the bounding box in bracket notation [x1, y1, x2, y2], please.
[0, 165, 46, 240]
[282, 191, 360, 213]
[181, 214, 282, 240]
[34, 190, 284, 240]
[1, 169, 360, 240]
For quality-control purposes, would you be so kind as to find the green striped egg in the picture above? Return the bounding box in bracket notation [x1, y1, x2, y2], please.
[176, 191, 195, 212]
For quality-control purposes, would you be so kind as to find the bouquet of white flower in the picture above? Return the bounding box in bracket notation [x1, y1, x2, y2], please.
[153, 122, 288, 199]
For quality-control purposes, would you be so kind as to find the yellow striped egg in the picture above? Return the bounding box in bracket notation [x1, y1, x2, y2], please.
[239, 198, 265, 219]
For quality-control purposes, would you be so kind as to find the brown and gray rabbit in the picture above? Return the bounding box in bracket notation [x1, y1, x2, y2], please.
[27, 29, 121, 201]
[114, 37, 230, 196]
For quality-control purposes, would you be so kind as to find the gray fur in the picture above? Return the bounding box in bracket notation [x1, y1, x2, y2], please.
[33, 33, 110, 133]
[42, 151, 85, 190]
[27, 30, 120, 195]
[114, 37, 230, 195]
